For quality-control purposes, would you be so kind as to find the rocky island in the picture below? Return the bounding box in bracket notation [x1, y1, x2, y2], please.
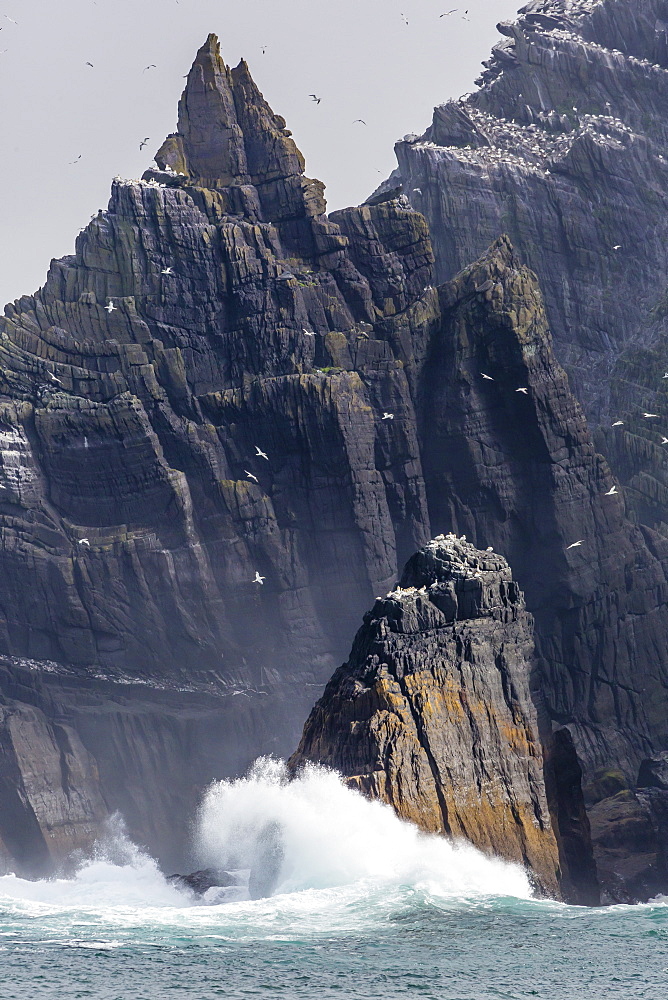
[1, 15, 668, 903]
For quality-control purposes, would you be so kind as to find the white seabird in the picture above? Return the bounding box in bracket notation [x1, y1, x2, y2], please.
[253, 571, 265, 585]
[105, 300, 116, 313]
[566, 540, 584, 549]
[382, 412, 395, 420]
[604, 486, 618, 496]
[245, 470, 259, 483]
[255, 446, 269, 460]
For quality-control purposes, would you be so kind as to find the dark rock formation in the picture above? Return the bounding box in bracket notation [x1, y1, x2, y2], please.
[167, 868, 239, 895]
[1, 31, 668, 901]
[290, 536, 562, 897]
[294, 235, 668, 902]
[584, 754, 668, 903]
[0, 684, 106, 874]
[545, 728, 599, 905]
[638, 752, 668, 790]
[420, 237, 668, 782]
[388, 0, 668, 534]
[0, 36, 436, 870]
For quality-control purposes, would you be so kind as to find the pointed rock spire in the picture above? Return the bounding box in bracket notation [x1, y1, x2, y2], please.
[154, 34, 325, 222]
[173, 32, 248, 185]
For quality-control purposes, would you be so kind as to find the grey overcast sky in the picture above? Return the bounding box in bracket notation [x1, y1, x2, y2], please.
[0, 0, 521, 307]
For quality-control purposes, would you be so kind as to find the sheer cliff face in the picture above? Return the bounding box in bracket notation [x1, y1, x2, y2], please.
[391, 0, 668, 437]
[0, 35, 434, 693]
[291, 537, 562, 897]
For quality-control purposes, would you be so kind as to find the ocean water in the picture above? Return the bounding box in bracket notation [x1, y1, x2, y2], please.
[0, 759, 665, 1000]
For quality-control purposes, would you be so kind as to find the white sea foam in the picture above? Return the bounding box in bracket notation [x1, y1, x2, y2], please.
[0, 757, 532, 936]
[0, 815, 186, 911]
[196, 756, 532, 901]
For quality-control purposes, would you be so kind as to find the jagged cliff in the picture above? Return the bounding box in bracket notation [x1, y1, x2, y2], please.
[0, 35, 437, 870]
[290, 536, 563, 898]
[388, 0, 668, 535]
[2, 32, 668, 898]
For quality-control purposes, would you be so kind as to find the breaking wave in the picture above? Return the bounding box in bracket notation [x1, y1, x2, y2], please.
[196, 756, 532, 901]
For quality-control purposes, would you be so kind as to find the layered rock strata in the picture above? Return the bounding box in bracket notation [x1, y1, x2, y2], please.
[387, 0, 668, 533]
[0, 35, 437, 869]
[1, 33, 668, 897]
[290, 536, 562, 897]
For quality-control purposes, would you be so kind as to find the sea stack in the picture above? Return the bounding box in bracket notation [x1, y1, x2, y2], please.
[291, 535, 562, 898]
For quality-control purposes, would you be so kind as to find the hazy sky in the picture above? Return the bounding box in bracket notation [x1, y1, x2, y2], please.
[0, 0, 521, 306]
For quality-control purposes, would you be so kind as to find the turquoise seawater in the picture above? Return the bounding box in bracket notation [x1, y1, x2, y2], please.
[0, 760, 664, 1000]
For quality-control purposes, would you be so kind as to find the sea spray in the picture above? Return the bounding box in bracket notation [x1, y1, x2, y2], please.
[0, 814, 185, 910]
[0, 758, 532, 925]
[196, 756, 533, 900]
